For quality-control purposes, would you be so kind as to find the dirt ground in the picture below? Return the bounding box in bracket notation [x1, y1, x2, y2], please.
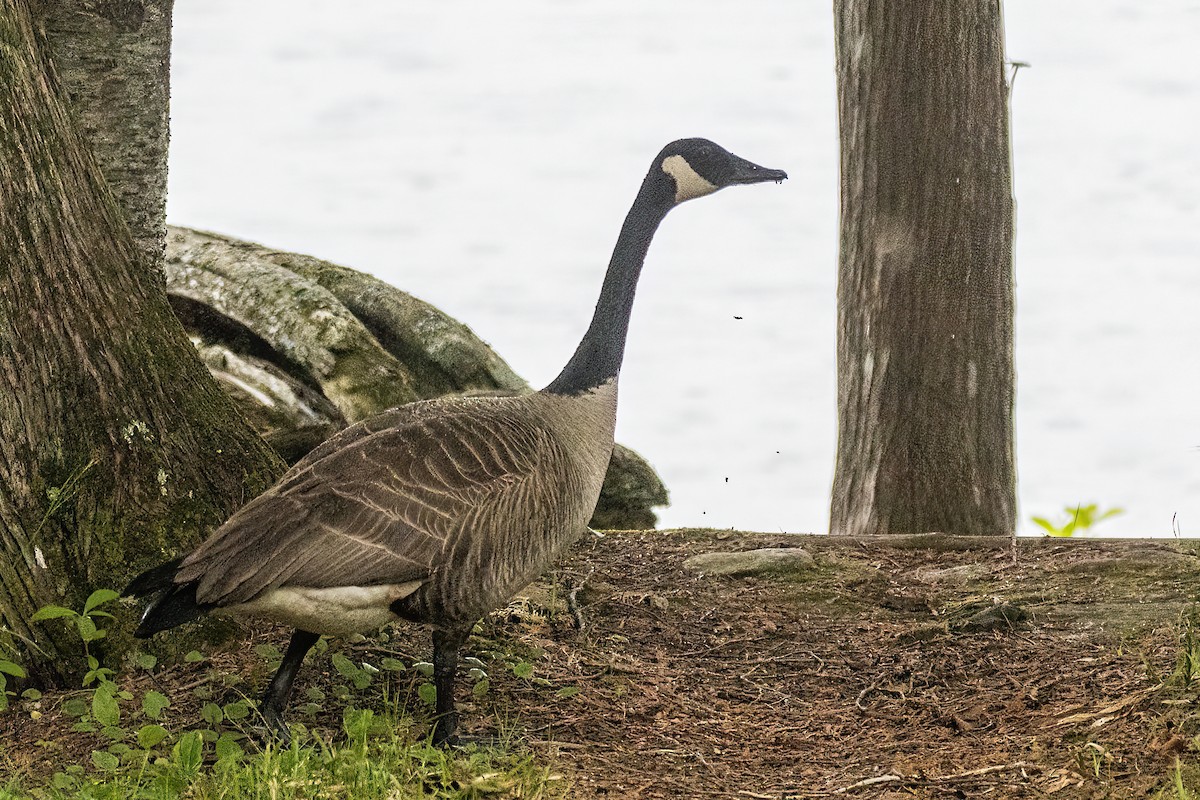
[7, 529, 1200, 798]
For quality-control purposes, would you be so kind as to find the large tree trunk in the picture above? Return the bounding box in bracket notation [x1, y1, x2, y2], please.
[0, 0, 282, 680]
[36, 0, 173, 268]
[829, 0, 1016, 536]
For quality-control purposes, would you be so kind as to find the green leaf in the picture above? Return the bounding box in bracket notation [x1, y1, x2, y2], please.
[132, 652, 158, 671]
[305, 687, 326, 702]
[381, 657, 405, 672]
[511, 661, 534, 680]
[21, 687, 41, 701]
[330, 653, 371, 688]
[142, 690, 170, 719]
[137, 724, 169, 749]
[91, 750, 120, 771]
[331, 653, 358, 678]
[184, 650, 204, 663]
[84, 589, 120, 615]
[172, 730, 204, 775]
[74, 615, 99, 642]
[223, 700, 250, 721]
[214, 734, 244, 763]
[417, 682, 438, 706]
[31, 605, 75, 622]
[84, 666, 115, 687]
[0, 660, 26, 678]
[92, 684, 120, 727]
[201, 702, 223, 726]
[63, 697, 88, 717]
[471, 678, 490, 698]
[555, 685, 580, 699]
[412, 661, 434, 678]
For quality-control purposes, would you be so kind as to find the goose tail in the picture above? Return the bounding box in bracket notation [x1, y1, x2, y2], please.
[124, 558, 212, 638]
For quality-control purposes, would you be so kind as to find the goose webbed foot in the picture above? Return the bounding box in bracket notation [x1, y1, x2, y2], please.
[258, 703, 293, 745]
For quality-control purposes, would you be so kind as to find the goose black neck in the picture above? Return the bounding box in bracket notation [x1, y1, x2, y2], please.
[544, 186, 671, 396]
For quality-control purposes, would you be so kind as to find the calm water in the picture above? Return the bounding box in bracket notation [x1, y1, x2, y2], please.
[167, 1, 1200, 535]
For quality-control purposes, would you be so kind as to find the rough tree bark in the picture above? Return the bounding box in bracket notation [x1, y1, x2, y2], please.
[0, 0, 282, 679]
[36, 0, 173, 268]
[829, 0, 1016, 536]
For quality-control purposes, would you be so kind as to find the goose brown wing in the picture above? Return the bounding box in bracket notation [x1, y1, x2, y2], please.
[177, 401, 554, 606]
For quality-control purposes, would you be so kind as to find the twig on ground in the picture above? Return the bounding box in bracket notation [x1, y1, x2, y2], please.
[568, 567, 595, 631]
[834, 762, 1038, 794]
[854, 680, 879, 710]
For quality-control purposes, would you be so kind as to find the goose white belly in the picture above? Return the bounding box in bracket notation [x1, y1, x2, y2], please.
[225, 581, 423, 637]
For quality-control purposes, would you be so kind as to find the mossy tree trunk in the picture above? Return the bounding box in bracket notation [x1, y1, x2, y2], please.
[0, 0, 282, 681]
[829, 0, 1016, 537]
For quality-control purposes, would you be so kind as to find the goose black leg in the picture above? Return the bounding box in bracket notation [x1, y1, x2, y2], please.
[260, 628, 319, 743]
[430, 626, 470, 746]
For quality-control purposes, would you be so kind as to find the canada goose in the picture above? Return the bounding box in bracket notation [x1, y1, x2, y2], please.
[125, 138, 786, 745]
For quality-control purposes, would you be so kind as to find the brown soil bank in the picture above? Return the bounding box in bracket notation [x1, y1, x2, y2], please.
[8, 530, 1200, 799]
[522, 530, 1200, 798]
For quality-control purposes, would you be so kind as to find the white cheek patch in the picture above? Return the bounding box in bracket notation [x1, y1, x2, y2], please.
[662, 155, 718, 203]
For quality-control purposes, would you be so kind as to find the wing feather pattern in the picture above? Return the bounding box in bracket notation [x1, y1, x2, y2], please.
[176, 396, 561, 607]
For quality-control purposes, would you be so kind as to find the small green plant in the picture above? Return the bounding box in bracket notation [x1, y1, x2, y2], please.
[1170, 607, 1200, 690]
[0, 625, 29, 711]
[1154, 759, 1200, 799]
[31, 588, 120, 685]
[3, 606, 571, 798]
[1031, 503, 1124, 537]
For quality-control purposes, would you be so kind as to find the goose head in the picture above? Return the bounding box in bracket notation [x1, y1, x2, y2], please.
[649, 138, 788, 206]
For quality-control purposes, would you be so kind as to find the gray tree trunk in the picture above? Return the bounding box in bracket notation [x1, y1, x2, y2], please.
[36, 0, 173, 268]
[829, 0, 1016, 536]
[0, 0, 281, 681]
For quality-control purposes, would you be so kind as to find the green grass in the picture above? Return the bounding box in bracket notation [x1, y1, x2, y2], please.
[0, 589, 570, 800]
[1154, 760, 1200, 799]
[0, 706, 566, 799]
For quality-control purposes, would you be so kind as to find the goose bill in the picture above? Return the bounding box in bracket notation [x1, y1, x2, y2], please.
[727, 154, 788, 185]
